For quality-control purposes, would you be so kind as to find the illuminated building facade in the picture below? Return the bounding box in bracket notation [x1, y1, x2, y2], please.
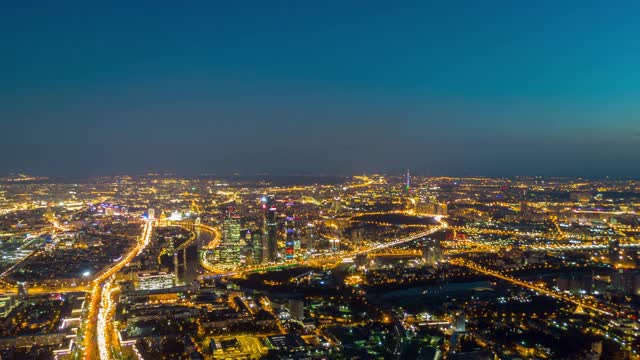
[136, 271, 175, 290]
[220, 211, 241, 269]
[263, 195, 278, 262]
[285, 201, 295, 260]
[251, 231, 263, 264]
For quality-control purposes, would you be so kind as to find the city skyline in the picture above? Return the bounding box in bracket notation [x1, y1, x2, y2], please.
[3, 1, 640, 177]
[0, 174, 638, 359]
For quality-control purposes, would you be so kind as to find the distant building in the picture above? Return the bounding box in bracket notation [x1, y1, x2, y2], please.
[417, 201, 435, 214]
[570, 192, 592, 203]
[355, 253, 368, 268]
[455, 312, 466, 332]
[422, 239, 443, 266]
[169, 210, 183, 221]
[305, 223, 316, 250]
[611, 269, 640, 295]
[405, 169, 411, 193]
[285, 202, 296, 260]
[609, 239, 623, 266]
[331, 197, 342, 213]
[557, 272, 592, 294]
[288, 299, 304, 321]
[0, 295, 16, 317]
[435, 203, 448, 216]
[329, 239, 340, 252]
[265, 334, 307, 353]
[210, 337, 243, 357]
[148, 208, 155, 220]
[136, 271, 175, 290]
[350, 227, 365, 244]
[17, 282, 28, 299]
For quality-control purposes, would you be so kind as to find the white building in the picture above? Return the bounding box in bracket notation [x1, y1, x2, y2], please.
[136, 271, 175, 290]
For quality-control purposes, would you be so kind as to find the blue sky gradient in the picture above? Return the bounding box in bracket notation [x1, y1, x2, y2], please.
[2, 1, 639, 176]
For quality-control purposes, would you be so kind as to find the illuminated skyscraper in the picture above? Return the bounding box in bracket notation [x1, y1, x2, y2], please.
[251, 231, 263, 264]
[405, 169, 411, 193]
[262, 195, 278, 262]
[285, 201, 295, 260]
[305, 223, 316, 250]
[219, 210, 241, 269]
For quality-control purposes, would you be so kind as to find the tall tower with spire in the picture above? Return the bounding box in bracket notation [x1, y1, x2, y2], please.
[405, 169, 411, 193]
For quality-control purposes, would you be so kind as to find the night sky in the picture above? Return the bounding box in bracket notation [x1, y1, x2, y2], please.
[2, 1, 640, 177]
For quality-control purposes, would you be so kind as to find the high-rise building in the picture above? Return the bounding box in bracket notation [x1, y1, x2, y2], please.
[305, 223, 316, 250]
[293, 239, 301, 254]
[261, 231, 271, 264]
[285, 201, 295, 260]
[609, 238, 622, 265]
[148, 208, 155, 220]
[405, 169, 411, 193]
[262, 196, 278, 262]
[350, 227, 364, 244]
[435, 203, 448, 216]
[251, 231, 263, 264]
[220, 210, 241, 269]
[355, 253, 368, 268]
[455, 312, 466, 332]
[17, 281, 28, 300]
[417, 200, 435, 214]
[422, 239, 443, 266]
[331, 197, 342, 214]
[557, 272, 592, 294]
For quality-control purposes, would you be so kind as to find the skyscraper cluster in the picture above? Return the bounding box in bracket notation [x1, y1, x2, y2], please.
[219, 210, 241, 269]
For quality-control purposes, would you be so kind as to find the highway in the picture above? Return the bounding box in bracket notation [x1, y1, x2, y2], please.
[97, 278, 115, 360]
[82, 219, 154, 360]
[353, 216, 447, 256]
[527, 243, 640, 252]
[448, 258, 615, 316]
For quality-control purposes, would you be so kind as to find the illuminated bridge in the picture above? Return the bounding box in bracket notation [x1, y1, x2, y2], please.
[527, 243, 640, 252]
[367, 249, 421, 258]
